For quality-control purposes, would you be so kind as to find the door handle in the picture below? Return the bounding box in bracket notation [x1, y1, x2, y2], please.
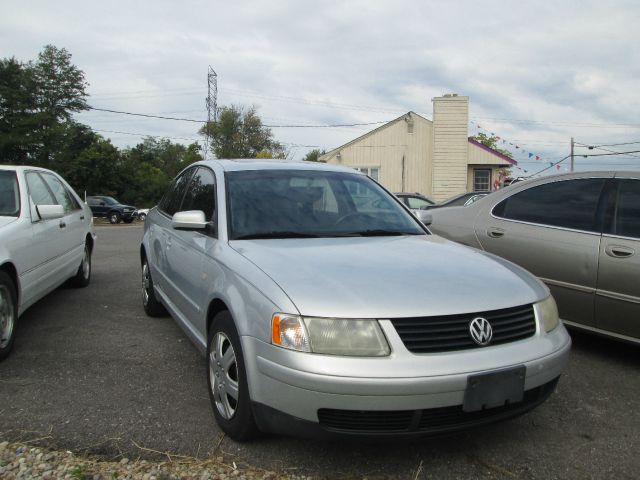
[59, 221, 66, 229]
[605, 245, 635, 258]
[487, 228, 505, 238]
[80, 215, 85, 220]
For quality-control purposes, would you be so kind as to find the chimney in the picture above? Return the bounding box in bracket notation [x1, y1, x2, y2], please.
[431, 94, 469, 201]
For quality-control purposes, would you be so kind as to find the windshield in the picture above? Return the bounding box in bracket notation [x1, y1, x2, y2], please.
[0, 171, 20, 217]
[102, 197, 118, 205]
[227, 169, 426, 239]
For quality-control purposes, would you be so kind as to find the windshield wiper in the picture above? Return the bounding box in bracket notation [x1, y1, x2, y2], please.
[234, 232, 321, 240]
[334, 229, 417, 237]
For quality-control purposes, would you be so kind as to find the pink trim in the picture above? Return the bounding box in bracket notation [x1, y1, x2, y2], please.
[468, 138, 517, 165]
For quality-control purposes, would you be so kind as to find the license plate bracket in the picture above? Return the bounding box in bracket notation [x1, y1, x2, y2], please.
[463, 366, 526, 413]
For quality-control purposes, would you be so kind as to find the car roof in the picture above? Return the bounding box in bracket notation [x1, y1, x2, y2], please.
[192, 159, 361, 174]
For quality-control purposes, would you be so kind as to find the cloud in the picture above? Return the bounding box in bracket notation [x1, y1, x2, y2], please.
[2, 0, 639, 170]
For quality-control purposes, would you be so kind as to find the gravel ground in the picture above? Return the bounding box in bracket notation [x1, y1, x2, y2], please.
[0, 441, 299, 480]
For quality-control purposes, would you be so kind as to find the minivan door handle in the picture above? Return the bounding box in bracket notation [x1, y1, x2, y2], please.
[605, 245, 635, 258]
[487, 228, 505, 238]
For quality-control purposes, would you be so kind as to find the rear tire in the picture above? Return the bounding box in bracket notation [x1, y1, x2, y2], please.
[142, 257, 167, 317]
[70, 243, 91, 288]
[0, 271, 18, 361]
[207, 311, 258, 441]
[109, 211, 121, 224]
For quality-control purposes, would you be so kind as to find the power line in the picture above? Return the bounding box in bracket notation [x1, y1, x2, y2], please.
[578, 150, 640, 157]
[472, 117, 640, 128]
[87, 105, 390, 128]
[525, 155, 572, 177]
[93, 129, 201, 142]
[576, 140, 640, 148]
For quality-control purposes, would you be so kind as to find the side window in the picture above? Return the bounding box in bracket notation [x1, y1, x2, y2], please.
[612, 179, 640, 239]
[41, 173, 80, 213]
[493, 178, 606, 232]
[181, 168, 216, 220]
[159, 169, 196, 217]
[26, 172, 56, 206]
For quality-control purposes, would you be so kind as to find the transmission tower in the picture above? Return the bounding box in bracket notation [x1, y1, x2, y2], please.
[205, 66, 218, 159]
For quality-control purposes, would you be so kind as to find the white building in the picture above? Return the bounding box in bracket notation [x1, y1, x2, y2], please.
[320, 94, 516, 201]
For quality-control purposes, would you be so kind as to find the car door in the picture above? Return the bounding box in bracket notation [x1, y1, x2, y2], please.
[19, 171, 68, 307]
[476, 177, 609, 328]
[151, 168, 196, 302]
[164, 166, 219, 339]
[40, 172, 87, 276]
[595, 177, 640, 339]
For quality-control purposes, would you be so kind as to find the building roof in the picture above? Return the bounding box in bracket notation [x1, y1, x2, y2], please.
[468, 138, 517, 165]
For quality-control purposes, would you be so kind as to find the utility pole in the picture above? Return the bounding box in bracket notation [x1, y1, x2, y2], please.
[205, 66, 218, 160]
[570, 137, 575, 172]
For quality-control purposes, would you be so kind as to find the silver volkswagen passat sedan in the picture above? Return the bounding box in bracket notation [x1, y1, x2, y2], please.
[140, 160, 571, 440]
[428, 171, 640, 345]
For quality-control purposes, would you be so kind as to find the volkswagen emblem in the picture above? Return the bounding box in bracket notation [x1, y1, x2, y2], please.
[469, 317, 493, 346]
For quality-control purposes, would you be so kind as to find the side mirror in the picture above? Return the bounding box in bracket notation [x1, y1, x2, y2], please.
[415, 210, 433, 226]
[36, 204, 65, 220]
[172, 210, 208, 231]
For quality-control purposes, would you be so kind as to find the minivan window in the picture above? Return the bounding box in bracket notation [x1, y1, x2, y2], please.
[611, 179, 640, 239]
[493, 178, 606, 232]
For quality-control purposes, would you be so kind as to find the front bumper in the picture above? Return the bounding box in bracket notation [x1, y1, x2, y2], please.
[242, 322, 571, 438]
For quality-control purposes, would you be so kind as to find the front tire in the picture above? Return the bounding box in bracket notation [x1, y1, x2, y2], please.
[207, 311, 258, 441]
[0, 271, 18, 361]
[142, 257, 167, 317]
[70, 243, 92, 288]
[108, 211, 121, 224]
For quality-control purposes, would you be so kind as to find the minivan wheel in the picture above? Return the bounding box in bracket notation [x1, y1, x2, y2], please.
[141, 257, 166, 317]
[109, 211, 121, 224]
[70, 243, 91, 288]
[207, 311, 258, 441]
[0, 271, 18, 361]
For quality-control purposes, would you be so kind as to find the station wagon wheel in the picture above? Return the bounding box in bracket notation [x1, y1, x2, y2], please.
[207, 311, 258, 440]
[141, 256, 166, 317]
[0, 272, 17, 361]
[70, 242, 91, 288]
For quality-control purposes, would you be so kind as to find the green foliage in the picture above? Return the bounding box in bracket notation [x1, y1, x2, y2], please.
[472, 133, 513, 178]
[70, 464, 88, 480]
[303, 148, 326, 162]
[200, 105, 285, 159]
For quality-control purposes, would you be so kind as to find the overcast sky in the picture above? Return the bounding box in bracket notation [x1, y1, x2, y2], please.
[2, 0, 640, 174]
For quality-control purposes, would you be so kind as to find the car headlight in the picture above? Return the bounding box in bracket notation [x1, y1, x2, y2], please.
[534, 296, 560, 333]
[271, 314, 390, 356]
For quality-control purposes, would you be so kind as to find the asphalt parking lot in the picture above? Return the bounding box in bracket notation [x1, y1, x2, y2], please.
[1, 224, 639, 479]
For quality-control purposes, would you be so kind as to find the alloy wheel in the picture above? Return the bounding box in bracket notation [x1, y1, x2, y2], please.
[0, 285, 15, 349]
[209, 332, 239, 419]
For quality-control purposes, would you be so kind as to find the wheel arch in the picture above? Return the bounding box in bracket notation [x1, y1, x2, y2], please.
[0, 262, 20, 306]
[207, 298, 231, 339]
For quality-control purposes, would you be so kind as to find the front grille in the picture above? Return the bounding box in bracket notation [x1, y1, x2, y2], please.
[390, 304, 536, 353]
[318, 377, 558, 435]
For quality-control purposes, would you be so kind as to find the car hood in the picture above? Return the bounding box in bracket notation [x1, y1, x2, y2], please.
[230, 235, 546, 318]
[0, 217, 18, 229]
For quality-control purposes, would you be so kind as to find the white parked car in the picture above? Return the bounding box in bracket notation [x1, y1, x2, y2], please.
[0, 166, 95, 360]
[135, 208, 150, 221]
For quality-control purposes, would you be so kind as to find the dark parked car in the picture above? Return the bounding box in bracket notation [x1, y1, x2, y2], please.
[394, 192, 437, 210]
[426, 192, 489, 210]
[87, 196, 136, 224]
[428, 171, 640, 344]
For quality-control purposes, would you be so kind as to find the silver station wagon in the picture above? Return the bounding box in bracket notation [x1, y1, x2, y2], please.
[140, 160, 571, 440]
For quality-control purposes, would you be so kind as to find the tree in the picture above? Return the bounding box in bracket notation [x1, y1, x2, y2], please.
[0, 45, 89, 168]
[303, 149, 326, 162]
[200, 105, 285, 159]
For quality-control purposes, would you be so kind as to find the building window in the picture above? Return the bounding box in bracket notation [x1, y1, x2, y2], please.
[355, 167, 380, 182]
[474, 169, 491, 192]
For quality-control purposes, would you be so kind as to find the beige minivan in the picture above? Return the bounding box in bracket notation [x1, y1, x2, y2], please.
[428, 171, 640, 344]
